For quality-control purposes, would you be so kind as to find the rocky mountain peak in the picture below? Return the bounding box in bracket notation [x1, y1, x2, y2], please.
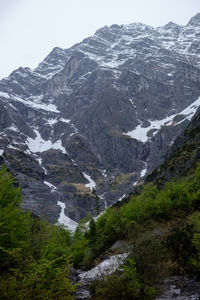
[0, 13, 200, 228]
[34, 47, 71, 79]
[162, 21, 183, 35]
[94, 25, 110, 35]
[187, 12, 200, 27]
[94, 22, 156, 41]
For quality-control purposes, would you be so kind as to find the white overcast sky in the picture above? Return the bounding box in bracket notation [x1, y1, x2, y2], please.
[0, 0, 199, 79]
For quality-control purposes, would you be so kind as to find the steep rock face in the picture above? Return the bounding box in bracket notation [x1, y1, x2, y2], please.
[0, 14, 200, 226]
[146, 107, 200, 186]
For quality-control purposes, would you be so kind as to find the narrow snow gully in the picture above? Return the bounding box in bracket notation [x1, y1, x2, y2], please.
[99, 169, 110, 208]
[83, 172, 96, 191]
[57, 201, 78, 232]
[44, 181, 57, 192]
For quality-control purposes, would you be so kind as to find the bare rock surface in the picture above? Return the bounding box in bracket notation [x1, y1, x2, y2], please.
[0, 14, 200, 225]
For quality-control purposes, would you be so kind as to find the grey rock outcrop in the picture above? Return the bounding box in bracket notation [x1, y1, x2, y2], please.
[155, 276, 200, 300]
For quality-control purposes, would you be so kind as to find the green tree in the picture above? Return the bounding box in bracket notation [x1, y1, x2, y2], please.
[0, 166, 31, 266]
[0, 249, 76, 299]
[0, 166, 76, 299]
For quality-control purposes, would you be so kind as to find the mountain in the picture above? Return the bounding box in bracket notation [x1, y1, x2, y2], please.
[0, 13, 200, 226]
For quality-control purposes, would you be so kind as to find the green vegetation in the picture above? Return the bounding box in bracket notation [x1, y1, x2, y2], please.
[0, 166, 75, 299]
[71, 164, 200, 298]
[1, 161, 200, 299]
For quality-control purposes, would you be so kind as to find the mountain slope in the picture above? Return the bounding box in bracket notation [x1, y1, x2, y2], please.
[73, 104, 200, 299]
[146, 106, 200, 185]
[0, 13, 200, 225]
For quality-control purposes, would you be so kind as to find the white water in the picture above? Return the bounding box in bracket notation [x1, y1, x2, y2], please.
[44, 181, 57, 192]
[35, 157, 48, 175]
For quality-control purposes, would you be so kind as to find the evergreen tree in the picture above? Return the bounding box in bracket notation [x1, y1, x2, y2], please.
[0, 166, 31, 266]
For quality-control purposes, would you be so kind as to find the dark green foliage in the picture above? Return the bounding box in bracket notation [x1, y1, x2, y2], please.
[166, 225, 194, 273]
[72, 220, 89, 267]
[0, 166, 31, 265]
[0, 166, 75, 299]
[71, 163, 200, 298]
[189, 212, 200, 276]
[88, 218, 97, 246]
[0, 165, 21, 207]
[130, 233, 167, 286]
[30, 220, 72, 261]
[95, 195, 100, 216]
[0, 249, 75, 300]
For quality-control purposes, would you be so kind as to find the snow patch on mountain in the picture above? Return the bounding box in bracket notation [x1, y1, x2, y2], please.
[83, 172, 96, 191]
[101, 169, 108, 178]
[98, 193, 108, 208]
[7, 145, 20, 151]
[35, 157, 48, 175]
[46, 118, 71, 126]
[8, 94, 60, 113]
[27, 129, 66, 154]
[44, 181, 57, 191]
[57, 201, 78, 232]
[181, 97, 200, 121]
[46, 118, 58, 125]
[60, 118, 71, 123]
[0, 91, 10, 98]
[7, 125, 19, 132]
[140, 168, 147, 177]
[125, 96, 200, 142]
